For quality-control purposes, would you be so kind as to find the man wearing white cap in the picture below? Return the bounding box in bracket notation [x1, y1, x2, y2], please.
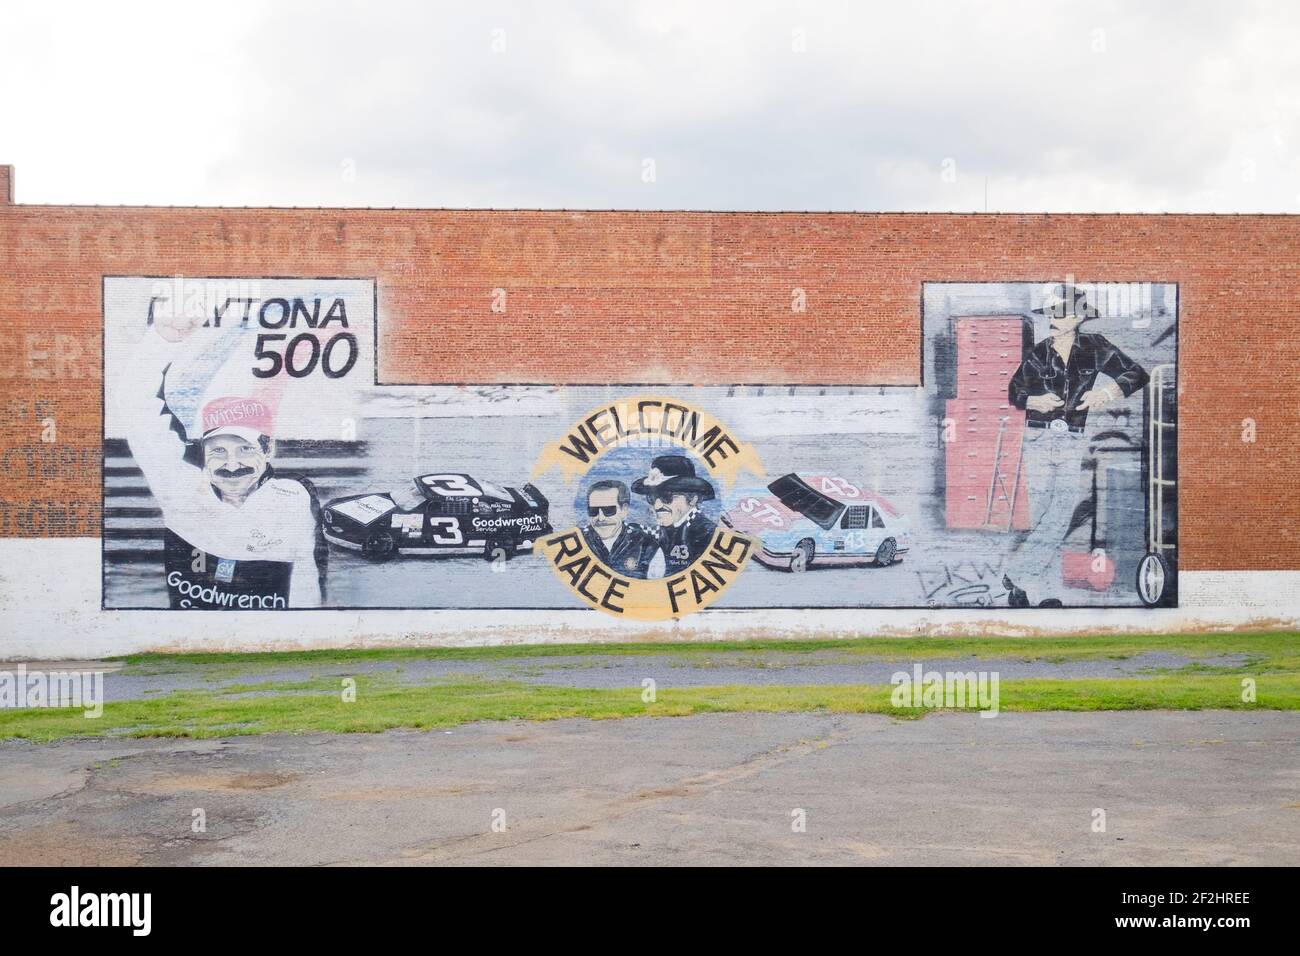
[115, 311, 324, 609]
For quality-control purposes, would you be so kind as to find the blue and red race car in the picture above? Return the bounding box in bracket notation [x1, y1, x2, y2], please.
[722, 473, 911, 572]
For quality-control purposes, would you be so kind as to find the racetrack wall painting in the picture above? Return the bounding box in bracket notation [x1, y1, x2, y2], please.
[103, 277, 1177, 616]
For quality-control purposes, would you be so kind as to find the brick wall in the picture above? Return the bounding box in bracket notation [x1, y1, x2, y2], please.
[0, 167, 1297, 569]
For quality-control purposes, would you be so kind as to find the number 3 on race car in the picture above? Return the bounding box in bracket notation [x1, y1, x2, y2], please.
[429, 517, 463, 545]
[422, 474, 479, 497]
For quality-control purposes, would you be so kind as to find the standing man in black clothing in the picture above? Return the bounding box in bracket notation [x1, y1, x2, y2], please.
[1003, 284, 1149, 607]
[631, 455, 717, 577]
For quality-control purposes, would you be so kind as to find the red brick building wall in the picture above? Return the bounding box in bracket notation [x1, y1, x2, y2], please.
[0, 164, 1296, 569]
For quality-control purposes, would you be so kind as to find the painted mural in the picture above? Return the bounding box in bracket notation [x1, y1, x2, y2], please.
[925, 281, 1177, 610]
[533, 398, 763, 618]
[103, 277, 1177, 616]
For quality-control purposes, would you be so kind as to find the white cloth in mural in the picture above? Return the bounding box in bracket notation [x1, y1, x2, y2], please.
[115, 334, 322, 608]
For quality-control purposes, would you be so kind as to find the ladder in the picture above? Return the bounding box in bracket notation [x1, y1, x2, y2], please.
[1147, 364, 1177, 556]
[983, 417, 1024, 529]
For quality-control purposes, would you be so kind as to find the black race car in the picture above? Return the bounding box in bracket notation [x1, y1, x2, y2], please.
[322, 473, 551, 561]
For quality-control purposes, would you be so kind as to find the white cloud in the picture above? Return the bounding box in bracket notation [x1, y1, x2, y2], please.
[2, 0, 1298, 210]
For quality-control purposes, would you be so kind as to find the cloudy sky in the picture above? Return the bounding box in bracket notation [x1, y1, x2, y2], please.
[2, 0, 1297, 211]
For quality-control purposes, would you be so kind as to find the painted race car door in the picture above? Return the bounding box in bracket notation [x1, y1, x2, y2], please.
[422, 495, 467, 547]
[838, 505, 871, 553]
[418, 474, 481, 548]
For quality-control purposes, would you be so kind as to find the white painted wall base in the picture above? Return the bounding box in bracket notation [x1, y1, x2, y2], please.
[0, 539, 1296, 660]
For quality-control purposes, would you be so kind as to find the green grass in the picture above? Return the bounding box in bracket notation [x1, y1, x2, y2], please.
[3, 632, 1295, 742]
[1, 670, 1296, 743]
[113, 631, 1300, 672]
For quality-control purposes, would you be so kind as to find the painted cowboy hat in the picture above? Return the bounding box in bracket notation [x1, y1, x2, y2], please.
[631, 454, 716, 501]
[1032, 283, 1098, 320]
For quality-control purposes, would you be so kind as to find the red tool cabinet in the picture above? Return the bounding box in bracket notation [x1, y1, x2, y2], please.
[944, 315, 1032, 530]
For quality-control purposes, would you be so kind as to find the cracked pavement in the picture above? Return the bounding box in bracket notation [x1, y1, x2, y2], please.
[1, 710, 1297, 865]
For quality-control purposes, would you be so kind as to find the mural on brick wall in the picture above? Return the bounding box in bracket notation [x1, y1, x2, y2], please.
[103, 277, 1177, 615]
[924, 281, 1177, 610]
[532, 399, 764, 618]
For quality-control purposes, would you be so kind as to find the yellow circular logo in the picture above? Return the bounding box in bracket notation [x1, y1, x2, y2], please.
[531, 396, 764, 620]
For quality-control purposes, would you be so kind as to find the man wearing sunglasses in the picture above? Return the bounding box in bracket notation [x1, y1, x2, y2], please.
[580, 479, 664, 579]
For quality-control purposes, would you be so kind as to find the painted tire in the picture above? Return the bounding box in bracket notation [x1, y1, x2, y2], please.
[1137, 553, 1169, 607]
[875, 538, 897, 566]
[789, 540, 814, 573]
[362, 529, 397, 560]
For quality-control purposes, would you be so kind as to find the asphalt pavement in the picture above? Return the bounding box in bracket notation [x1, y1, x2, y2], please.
[2, 710, 1296, 865]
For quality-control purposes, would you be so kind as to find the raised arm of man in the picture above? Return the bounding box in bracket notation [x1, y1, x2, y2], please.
[111, 324, 214, 547]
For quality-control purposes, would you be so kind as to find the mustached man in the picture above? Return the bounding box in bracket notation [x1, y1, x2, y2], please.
[631, 455, 718, 577]
[114, 309, 324, 608]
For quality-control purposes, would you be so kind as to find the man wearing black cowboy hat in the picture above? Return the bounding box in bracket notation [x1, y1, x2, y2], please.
[631, 454, 718, 577]
[1009, 283, 1149, 431]
[1003, 283, 1149, 608]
